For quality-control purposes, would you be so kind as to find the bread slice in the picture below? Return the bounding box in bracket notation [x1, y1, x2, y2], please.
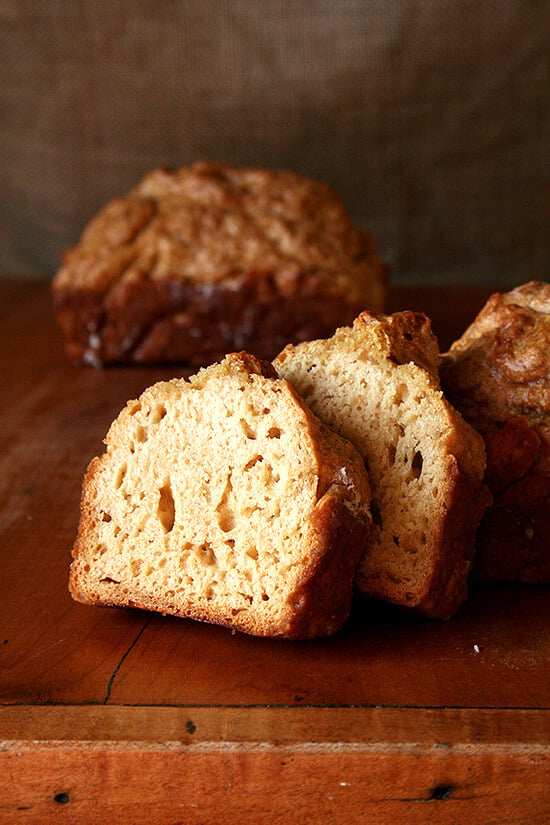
[69, 352, 372, 638]
[274, 311, 491, 618]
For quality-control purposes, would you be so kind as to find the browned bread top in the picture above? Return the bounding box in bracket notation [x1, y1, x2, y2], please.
[69, 351, 372, 638]
[440, 282, 550, 584]
[440, 281, 550, 429]
[53, 161, 385, 306]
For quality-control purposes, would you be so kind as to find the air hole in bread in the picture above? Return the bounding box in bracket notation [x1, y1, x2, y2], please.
[393, 384, 408, 405]
[114, 463, 127, 489]
[244, 455, 263, 471]
[100, 511, 112, 522]
[267, 426, 282, 439]
[100, 576, 120, 584]
[240, 418, 256, 439]
[387, 444, 396, 465]
[203, 584, 216, 600]
[392, 535, 400, 547]
[157, 480, 175, 532]
[201, 479, 212, 504]
[411, 450, 423, 478]
[134, 425, 148, 443]
[216, 473, 236, 532]
[260, 461, 277, 489]
[151, 404, 167, 423]
[370, 499, 382, 528]
[199, 542, 217, 566]
[217, 511, 236, 533]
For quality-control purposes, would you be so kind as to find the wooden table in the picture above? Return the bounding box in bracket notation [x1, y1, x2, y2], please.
[1, 280, 549, 824]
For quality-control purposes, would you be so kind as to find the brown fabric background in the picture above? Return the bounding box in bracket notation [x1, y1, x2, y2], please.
[1, 0, 548, 284]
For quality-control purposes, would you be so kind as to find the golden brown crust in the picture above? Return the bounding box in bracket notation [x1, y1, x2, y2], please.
[355, 310, 441, 379]
[440, 282, 550, 583]
[282, 493, 372, 637]
[440, 281, 550, 428]
[411, 457, 491, 618]
[69, 352, 372, 639]
[52, 161, 386, 366]
[472, 419, 550, 582]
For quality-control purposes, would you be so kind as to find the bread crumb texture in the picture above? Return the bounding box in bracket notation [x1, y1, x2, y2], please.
[69, 352, 371, 638]
[274, 311, 491, 618]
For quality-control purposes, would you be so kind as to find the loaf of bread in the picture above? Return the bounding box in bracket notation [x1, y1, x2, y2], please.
[274, 311, 491, 618]
[440, 281, 550, 583]
[52, 161, 386, 367]
[69, 352, 372, 638]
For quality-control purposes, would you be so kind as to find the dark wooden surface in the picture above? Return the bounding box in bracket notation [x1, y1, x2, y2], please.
[1, 279, 549, 824]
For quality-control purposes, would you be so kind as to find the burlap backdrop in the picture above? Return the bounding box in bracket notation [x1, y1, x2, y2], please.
[1, 0, 548, 284]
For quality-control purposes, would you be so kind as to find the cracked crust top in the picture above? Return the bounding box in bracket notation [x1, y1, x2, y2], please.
[53, 161, 384, 302]
[440, 281, 550, 429]
[52, 161, 386, 366]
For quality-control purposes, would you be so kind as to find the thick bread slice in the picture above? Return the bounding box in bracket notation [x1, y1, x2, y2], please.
[69, 352, 372, 638]
[274, 312, 491, 619]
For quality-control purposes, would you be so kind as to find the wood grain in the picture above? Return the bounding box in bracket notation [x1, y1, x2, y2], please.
[2, 706, 550, 824]
[2, 740, 549, 825]
[0, 279, 548, 823]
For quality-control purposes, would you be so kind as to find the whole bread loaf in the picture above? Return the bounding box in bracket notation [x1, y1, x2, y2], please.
[52, 161, 386, 367]
[440, 281, 550, 583]
[69, 352, 372, 638]
[274, 311, 491, 618]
